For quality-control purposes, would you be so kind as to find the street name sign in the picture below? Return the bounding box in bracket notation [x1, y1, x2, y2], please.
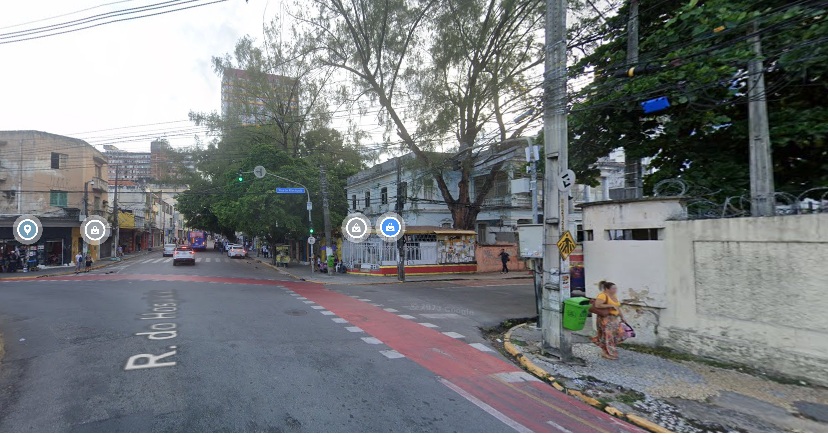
[276, 187, 306, 194]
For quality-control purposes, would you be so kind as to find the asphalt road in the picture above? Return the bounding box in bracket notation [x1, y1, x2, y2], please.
[0, 250, 641, 432]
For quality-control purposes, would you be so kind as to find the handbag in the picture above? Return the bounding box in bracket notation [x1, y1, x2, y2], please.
[622, 321, 636, 339]
[588, 298, 612, 317]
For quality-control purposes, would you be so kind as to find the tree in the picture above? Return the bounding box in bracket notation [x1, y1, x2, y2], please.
[569, 0, 828, 198]
[291, 0, 545, 229]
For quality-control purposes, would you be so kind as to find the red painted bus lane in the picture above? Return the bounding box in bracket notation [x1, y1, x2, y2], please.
[287, 282, 644, 433]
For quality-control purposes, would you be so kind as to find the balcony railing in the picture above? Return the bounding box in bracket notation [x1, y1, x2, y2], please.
[91, 177, 108, 192]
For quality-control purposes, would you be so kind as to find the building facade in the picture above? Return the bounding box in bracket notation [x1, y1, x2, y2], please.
[0, 131, 109, 265]
[103, 145, 152, 182]
[220, 67, 299, 126]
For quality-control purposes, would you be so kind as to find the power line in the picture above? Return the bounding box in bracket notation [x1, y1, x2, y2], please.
[0, 0, 140, 30]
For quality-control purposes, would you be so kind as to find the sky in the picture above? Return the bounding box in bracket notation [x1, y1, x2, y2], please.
[0, 0, 273, 152]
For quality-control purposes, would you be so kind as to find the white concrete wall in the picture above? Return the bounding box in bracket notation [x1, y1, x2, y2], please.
[581, 198, 687, 345]
[662, 213, 828, 386]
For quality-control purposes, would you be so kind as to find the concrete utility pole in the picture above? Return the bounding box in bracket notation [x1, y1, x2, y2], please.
[83, 181, 90, 255]
[396, 158, 405, 282]
[320, 165, 332, 274]
[748, 21, 775, 217]
[112, 165, 120, 258]
[624, 0, 643, 199]
[541, 0, 572, 360]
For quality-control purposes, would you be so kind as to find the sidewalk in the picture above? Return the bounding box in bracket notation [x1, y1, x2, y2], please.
[0, 250, 152, 280]
[505, 323, 828, 433]
[252, 257, 533, 285]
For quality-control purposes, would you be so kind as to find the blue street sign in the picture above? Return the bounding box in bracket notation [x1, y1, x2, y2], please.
[275, 187, 306, 194]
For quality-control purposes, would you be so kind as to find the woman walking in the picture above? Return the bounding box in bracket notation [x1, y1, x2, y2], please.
[84, 253, 93, 273]
[591, 280, 627, 360]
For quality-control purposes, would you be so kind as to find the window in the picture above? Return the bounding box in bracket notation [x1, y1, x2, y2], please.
[423, 179, 434, 201]
[94, 196, 101, 211]
[381, 187, 388, 205]
[606, 228, 661, 241]
[351, 194, 357, 210]
[364, 191, 371, 208]
[95, 165, 102, 178]
[50, 190, 68, 207]
[51, 153, 68, 169]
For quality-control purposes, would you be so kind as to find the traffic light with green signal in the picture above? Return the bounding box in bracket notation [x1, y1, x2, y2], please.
[309, 228, 314, 235]
[237, 172, 244, 182]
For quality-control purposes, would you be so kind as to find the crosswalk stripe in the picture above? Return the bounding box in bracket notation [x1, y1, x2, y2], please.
[152, 258, 165, 263]
[205, 258, 211, 263]
[164, 258, 172, 263]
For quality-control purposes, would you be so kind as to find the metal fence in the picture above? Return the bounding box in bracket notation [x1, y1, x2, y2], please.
[653, 179, 827, 220]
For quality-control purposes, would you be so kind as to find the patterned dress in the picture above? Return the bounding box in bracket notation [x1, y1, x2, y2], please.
[591, 293, 626, 357]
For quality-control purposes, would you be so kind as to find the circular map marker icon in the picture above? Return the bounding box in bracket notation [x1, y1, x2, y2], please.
[14, 214, 43, 245]
[81, 215, 111, 246]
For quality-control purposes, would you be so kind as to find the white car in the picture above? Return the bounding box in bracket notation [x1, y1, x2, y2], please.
[173, 246, 196, 265]
[163, 244, 176, 257]
[228, 245, 247, 258]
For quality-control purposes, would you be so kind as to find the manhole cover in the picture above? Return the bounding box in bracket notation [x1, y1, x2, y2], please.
[284, 309, 307, 316]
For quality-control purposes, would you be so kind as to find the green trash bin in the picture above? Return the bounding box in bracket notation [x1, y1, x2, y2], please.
[562, 297, 591, 331]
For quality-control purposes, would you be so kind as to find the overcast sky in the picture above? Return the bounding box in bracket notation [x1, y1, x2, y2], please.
[0, 0, 271, 152]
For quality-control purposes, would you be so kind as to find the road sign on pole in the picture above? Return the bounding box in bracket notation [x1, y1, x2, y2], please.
[253, 166, 267, 179]
[308, 236, 316, 245]
[556, 231, 577, 260]
[276, 187, 306, 194]
[307, 201, 313, 211]
[557, 169, 576, 192]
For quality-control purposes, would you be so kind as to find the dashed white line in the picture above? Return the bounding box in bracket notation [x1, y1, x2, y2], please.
[297, 297, 307, 300]
[358, 298, 371, 302]
[418, 323, 439, 328]
[383, 308, 399, 313]
[311, 305, 325, 310]
[380, 350, 405, 359]
[470, 343, 496, 353]
[332, 318, 349, 324]
[442, 332, 465, 339]
[320, 311, 335, 315]
[370, 303, 383, 307]
[345, 326, 364, 333]
[361, 337, 383, 344]
[398, 314, 416, 319]
[302, 301, 315, 304]
[546, 420, 573, 433]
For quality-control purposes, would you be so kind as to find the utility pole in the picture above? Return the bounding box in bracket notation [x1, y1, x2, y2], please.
[320, 165, 332, 274]
[525, 139, 540, 224]
[83, 181, 90, 255]
[395, 158, 405, 282]
[624, 0, 643, 199]
[748, 21, 775, 217]
[112, 164, 120, 258]
[541, 0, 572, 360]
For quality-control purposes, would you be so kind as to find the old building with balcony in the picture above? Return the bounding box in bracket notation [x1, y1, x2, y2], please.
[0, 131, 109, 265]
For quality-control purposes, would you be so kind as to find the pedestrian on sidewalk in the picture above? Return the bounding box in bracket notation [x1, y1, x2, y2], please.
[84, 253, 93, 273]
[499, 249, 510, 274]
[591, 280, 627, 360]
[74, 252, 84, 274]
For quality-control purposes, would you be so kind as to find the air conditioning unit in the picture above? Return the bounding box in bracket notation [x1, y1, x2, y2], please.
[511, 178, 531, 194]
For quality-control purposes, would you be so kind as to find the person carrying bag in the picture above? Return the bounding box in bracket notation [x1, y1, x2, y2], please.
[589, 280, 632, 360]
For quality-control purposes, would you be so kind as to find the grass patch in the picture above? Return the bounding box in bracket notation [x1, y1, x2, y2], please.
[615, 389, 645, 405]
[510, 338, 528, 347]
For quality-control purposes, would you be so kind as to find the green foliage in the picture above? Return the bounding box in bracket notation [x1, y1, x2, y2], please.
[569, 0, 828, 197]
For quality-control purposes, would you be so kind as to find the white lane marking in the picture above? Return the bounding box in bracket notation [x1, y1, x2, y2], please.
[370, 303, 383, 307]
[152, 258, 165, 263]
[470, 343, 496, 353]
[383, 308, 399, 313]
[196, 258, 204, 263]
[438, 378, 532, 433]
[380, 350, 405, 359]
[494, 372, 542, 383]
[297, 297, 307, 300]
[311, 305, 325, 310]
[320, 311, 335, 315]
[361, 337, 383, 345]
[345, 326, 363, 333]
[141, 259, 153, 264]
[332, 318, 349, 324]
[302, 301, 315, 304]
[398, 314, 416, 319]
[205, 258, 211, 263]
[442, 332, 465, 339]
[358, 298, 371, 302]
[419, 323, 439, 328]
[349, 295, 360, 298]
[546, 420, 573, 433]
[163, 258, 172, 263]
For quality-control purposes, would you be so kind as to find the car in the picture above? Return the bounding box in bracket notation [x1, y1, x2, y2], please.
[172, 246, 195, 266]
[228, 245, 247, 258]
[162, 244, 176, 257]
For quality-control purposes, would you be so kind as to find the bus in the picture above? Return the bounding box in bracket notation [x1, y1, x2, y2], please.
[188, 230, 206, 251]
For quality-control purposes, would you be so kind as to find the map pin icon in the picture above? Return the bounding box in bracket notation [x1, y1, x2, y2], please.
[23, 224, 32, 236]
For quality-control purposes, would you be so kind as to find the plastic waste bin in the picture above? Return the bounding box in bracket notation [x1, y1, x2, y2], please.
[562, 297, 591, 331]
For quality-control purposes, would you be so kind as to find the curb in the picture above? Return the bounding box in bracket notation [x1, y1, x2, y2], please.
[0, 251, 151, 281]
[503, 323, 672, 433]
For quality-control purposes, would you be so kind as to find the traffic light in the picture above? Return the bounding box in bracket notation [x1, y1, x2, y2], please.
[237, 172, 244, 182]
[309, 228, 314, 235]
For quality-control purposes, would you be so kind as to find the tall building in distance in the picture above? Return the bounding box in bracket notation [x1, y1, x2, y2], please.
[220, 67, 299, 126]
[103, 145, 152, 182]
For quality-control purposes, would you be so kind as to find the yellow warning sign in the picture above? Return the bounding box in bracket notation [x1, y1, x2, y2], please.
[557, 231, 577, 260]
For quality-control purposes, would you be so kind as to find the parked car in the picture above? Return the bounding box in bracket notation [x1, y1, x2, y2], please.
[163, 244, 176, 257]
[228, 245, 247, 259]
[173, 246, 195, 266]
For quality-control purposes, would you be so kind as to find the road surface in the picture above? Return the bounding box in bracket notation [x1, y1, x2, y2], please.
[0, 250, 642, 432]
